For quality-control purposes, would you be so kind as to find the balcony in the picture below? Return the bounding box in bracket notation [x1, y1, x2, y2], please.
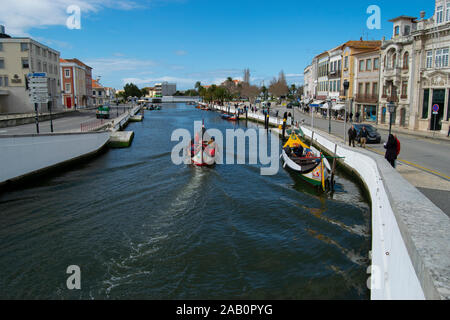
[386, 94, 399, 102]
[355, 93, 379, 103]
[384, 67, 402, 78]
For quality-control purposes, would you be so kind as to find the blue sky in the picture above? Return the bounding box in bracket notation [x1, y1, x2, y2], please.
[0, 0, 436, 90]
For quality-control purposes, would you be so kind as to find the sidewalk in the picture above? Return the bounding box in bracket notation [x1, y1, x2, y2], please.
[279, 108, 450, 143]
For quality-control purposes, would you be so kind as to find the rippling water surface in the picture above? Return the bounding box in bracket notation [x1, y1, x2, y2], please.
[0, 103, 371, 299]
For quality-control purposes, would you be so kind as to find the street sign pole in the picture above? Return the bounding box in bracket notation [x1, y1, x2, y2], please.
[34, 103, 40, 134]
[49, 100, 54, 133]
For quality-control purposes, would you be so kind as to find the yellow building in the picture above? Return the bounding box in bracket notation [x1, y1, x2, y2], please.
[0, 27, 61, 113]
[340, 40, 382, 105]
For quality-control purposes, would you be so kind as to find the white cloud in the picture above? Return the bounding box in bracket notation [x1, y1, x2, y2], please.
[84, 57, 156, 77]
[175, 50, 188, 56]
[286, 73, 304, 78]
[0, 0, 141, 35]
[122, 76, 198, 86]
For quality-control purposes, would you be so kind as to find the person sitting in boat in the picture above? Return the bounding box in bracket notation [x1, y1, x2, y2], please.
[291, 143, 304, 158]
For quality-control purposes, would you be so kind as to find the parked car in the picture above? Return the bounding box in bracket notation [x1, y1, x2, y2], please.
[354, 124, 381, 144]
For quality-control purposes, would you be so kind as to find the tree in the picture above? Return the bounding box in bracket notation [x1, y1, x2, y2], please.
[268, 71, 289, 98]
[141, 87, 150, 97]
[240, 83, 260, 103]
[123, 83, 143, 98]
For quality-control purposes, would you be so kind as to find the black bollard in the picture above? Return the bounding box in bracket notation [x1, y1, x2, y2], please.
[282, 118, 286, 139]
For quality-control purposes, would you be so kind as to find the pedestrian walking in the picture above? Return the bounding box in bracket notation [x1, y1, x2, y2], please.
[350, 113, 354, 122]
[355, 112, 360, 123]
[384, 134, 398, 168]
[348, 125, 357, 147]
[359, 126, 368, 148]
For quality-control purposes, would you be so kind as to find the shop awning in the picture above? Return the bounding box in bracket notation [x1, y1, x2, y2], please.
[332, 104, 346, 111]
[309, 100, 324, 107]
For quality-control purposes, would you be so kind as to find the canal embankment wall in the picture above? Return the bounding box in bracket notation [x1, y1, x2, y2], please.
[0, 105, 142, 186]
[210, 103, 450, 300]
[0, 132, 110, 186]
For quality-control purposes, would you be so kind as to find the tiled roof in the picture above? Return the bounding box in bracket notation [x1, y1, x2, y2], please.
[92, 79, 104, 89]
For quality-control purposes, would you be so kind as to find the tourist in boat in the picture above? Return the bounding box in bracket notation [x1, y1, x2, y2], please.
[292, 144, 304, 158]
[384, 134, 398, 168]
[348, 125, 357, 148]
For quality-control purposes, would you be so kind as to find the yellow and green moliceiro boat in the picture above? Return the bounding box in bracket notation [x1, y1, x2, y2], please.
[281, 130, 331, 191]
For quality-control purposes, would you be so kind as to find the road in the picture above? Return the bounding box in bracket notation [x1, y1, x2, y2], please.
[271, 106, 450, 216]
[0, 106, 132, 135]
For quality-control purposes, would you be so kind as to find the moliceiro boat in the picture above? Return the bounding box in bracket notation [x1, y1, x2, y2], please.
[188, 122, 217, 167]
[281, 130, 331, 191]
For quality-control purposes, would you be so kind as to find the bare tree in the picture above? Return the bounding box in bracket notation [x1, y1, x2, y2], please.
[240, 82, 260, 103]
[268, 71, 289, 97]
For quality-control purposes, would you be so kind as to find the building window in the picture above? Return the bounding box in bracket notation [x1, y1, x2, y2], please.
[373, 82, 378, 96]
[359, 60, 365, 72]
[401, 82, 408, 98]
[404, 25, 411, 36]
[394, 26, 400, 36]
[0, 59, 4, 69]
[43, 62, 47, 73]
[65, 83, 71, 93]
[403, 52, 409, 69]
[22, 58, 29, 69]
[358, 83, 363, 94]
[35, 46, 41, 55]
[0, 75, 8, 87]
[365, 83, 371, 94]
[344, 56, 348, 69]
[422, 89, 430, 119]
[0, 42, 3, 51]
[392, 53, 397, 68]
[447, 2, 450, 21]
[366, 59, 372, 71]
[444, 48, 449, 67]
[434, 49, 448, 68]
[437, 6, 444, 24]
[93, 90, 96, 96]
[37, 61, 41, 72]
[20, 43, 29, 51]
[374, 57, 380, 70]
[65, 69, 70, 78]
[426, 50, 433, 68]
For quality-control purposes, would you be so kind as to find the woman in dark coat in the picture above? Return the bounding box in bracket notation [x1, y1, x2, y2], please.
[384, 134, 398, 168]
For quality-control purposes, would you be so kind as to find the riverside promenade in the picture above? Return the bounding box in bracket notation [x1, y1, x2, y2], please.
[208, 102, 450, 300]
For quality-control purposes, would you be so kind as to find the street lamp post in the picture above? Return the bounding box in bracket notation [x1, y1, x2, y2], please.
[343, 80, 350, 143]
[388, 101, 396, 137]
[327, 98, 332, 134]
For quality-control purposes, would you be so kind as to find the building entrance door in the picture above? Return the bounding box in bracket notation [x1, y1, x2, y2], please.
[66, 97, 72, 109]
[431, 89, 445, 131]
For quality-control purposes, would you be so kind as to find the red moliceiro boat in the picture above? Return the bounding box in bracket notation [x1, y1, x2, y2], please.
[188, 123, 217, 167]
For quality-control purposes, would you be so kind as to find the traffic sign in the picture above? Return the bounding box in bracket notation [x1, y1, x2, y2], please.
[30, 78, 47, 83]
[433, 104, 439, 112]
[28, 73, 47, 78]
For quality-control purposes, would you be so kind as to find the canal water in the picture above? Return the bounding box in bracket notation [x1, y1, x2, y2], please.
[0, 103, 371, 300]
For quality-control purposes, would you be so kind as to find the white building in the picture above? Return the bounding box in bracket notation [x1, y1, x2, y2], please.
[0, 26, 62, 114]
[155, 82, 177, 97]
[378, 0, 450, 134]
